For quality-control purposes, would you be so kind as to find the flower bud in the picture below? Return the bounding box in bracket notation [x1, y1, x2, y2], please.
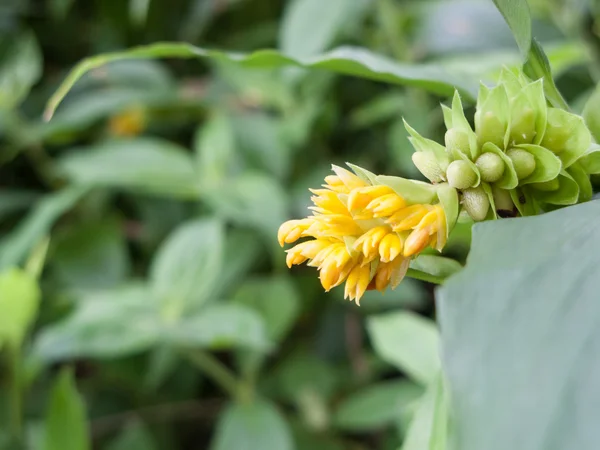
[475, 152, 505, 183]
[530, 178, 560, 192]
[445, 128, 470, 154]
[411, 152, 445, 183]
[475, 110, 506, 149]
[509, 106, 536, 144]
[506, 148, 536, 179]
[446, 160, 478, 190]
[541, 108, 575, 154]
[492, 185, 514, 212]
[462, 187, 490, 221]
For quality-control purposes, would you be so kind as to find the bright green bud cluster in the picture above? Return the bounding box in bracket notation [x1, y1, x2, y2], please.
[403, 67, 594, 222]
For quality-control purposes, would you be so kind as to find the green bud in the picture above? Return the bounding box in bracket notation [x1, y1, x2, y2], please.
[475, 152, 505, 183]
[475, 110, 506, 149]
[530, 178, 560, 192]
[462, 187, 490, 222]
[445, 128, 470, 154]
[446, 160, 478, 190]
[541, 108, 577, 154]
[412, 152, 445, 183]
[506, 148, 536, 179]
[509, 106, 536, 145]
[492, 185, 515, 213]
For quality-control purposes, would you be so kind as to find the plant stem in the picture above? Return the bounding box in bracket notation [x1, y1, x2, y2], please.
[406, 268, 445, 285]
[8, 345, 23, 444]
[184, 350, 242, 400]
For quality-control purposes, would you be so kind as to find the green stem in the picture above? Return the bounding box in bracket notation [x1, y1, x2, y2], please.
[8, 345, 23, 444]
[406, 268, 445, 285]
[184, 350, 243, 400]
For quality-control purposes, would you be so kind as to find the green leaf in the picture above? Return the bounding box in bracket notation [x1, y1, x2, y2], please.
[51, 219, 130, 289]
[45, 43, 477, 120]
[533, 170, 579, 206]
[376, 176, 437, 205]
[0, 268, 41, 347]
[58, 139, 199, 198]
[0, 32, 42, 109]
[233, 277, 300, 342]
[279, 0, 349, 58]
[44, 369, 90, 450]
[437, 200, 600, 450]
[524, 39, 570, 110]
[34, 285, 159, 361]
[333, 381, 423, 431]
[515, 144, 562, 185]
[491, 0, 531, 56]
[211, 399, 293, 450]
[0, 186, 88, 270]
[367, 312, 440, 385]
[0, 190, 38, 223]
[105, 421, 157, 450]
[195, 112, 237, 185]
[166, 304, 270, 351]
[150, 219, 224, 310]
[409, 255, 462, 283]
[401, 374, 450, 450]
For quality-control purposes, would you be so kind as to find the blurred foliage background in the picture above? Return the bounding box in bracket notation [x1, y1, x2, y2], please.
[0, 0, 599, 449]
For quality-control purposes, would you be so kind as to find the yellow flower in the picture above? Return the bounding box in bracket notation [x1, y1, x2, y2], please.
[108, 107, 146, 137]
[278, 165, 448, 304]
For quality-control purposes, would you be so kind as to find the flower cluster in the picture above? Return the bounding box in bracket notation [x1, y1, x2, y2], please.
[409, 68, 593, 219]
[278, 165, 457, 304]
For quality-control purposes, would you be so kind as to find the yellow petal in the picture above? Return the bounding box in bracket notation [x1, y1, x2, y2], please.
[379, 233, 403, 262]
[331, 165, 368, 191]
[403, 228, 431, 257]
[366, 193, 406, 218]
[387, 205, 430, 232]
[278, 219, 312, 246]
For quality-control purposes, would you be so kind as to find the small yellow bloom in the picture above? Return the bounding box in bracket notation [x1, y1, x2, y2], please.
[108, 107, 146, 137]
[277, 165, 448, 304]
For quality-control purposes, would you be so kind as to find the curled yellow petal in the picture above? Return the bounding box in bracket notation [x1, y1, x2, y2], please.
[278, 219, 313, 246]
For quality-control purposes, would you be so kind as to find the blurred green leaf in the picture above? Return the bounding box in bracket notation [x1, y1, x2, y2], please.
[58, 139, 200, 198]
[167, 304, 270, 351]
[150, 218, 224, 310]
[438, 200, 600, 450]
[583, 84, 600, 142]
[401, 374, 449, 450]
[274, 351, 339, 402]
[367, 312, 440, 385]
[52, 219, 130, 289]
[0, 186, 88, 271]
[0, 32, 42, 109]
[45, 43, 479, 119]
[35, 285, 159, 361]
[491, 0, 531, 56]
[0, 190, 38, 223]
[0, 268, 40, 347]
[333, 380, 423, 432]
[48, 0, 75, 20]
[409, 255, 463, 282]
[105, 421, 157, 450]
[233, 276, 300, 342]
[211, 399, 294, 450]
[279, 0, 349, 58]
[195, 112, 238, 185]
[524, 39, 569, 110]
[44, 369, 90, 450]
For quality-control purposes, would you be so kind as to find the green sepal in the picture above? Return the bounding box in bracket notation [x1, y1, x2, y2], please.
[498, 67, 526, 98]
[441, 104, 453, 129]
[508, 84, 539, 145]
[567, 163, 593, 203]
[436, 183, 459, 239]
[541, 108, 591, 168]
[510, 187, 538, 216]
[346, 162, 378, 185]
[481, 182, 498, 219]
[533, 170, 580, 206]
[376, 175, 437, 205]
[475, 84, 510, 150]
[515, 144, 562, 185]
[524, 79, 547, 145]
[343, 236, 358, 257]
[404, 120, 451, 170]
[451, 91, 479, 159]
[576, 144, 600, 174]
[449, 148, 481, 188]
[481, 142, 518, 189]
[369, 259, 379, 282]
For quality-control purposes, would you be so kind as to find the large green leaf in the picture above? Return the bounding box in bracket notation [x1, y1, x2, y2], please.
[0, 186, 88, 270]
[279, 0, 349, 58]
[44, 369, 90, 450]
[45, 43, 478, 120]
[437, 200, 600, 450]
[0, 32, 42, 109]
[150, 218, 224, 310]
[58, 139, 200, 198]
[211, 399, 293, 450]
[0, 268, 41, 347]
[367, 312, 440, 385]
[491, 0, 531, 56]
